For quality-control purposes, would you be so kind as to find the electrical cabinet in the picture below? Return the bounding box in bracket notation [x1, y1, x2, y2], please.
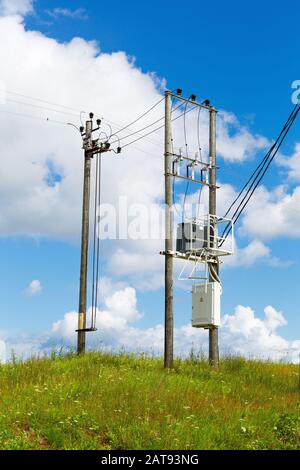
[192, 282, 221, 327]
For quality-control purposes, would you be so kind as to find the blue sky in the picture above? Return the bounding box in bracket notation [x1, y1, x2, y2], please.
[0, 0, 300, 360]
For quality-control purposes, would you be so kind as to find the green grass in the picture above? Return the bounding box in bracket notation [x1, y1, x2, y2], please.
[0, 352, 299, 450]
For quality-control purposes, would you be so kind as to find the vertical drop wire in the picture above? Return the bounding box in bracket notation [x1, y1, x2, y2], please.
[91, 153, 99, 329]
[94, 153, 102, 329]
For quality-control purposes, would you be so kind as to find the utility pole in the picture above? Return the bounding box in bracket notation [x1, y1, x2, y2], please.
[208, 106, 219, 368]
[77, 116, 93, 354]
[164, 90, 174, 369]
[76, 114, 116, 354]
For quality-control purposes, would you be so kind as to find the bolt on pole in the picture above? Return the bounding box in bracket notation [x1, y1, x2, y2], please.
[164, 90, 174, 369]
[77, 118, 93, 355]
[208, 106, 219, 368]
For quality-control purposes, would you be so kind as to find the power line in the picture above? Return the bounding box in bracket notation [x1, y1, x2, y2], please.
[110, 99, 194, 147]
[220, 103, 300, 245]
[5, 98, 80, 118]
[109, 96, 165, 137]
[93, 154, 102, 330]
[120, 103, 198, 149]
[223, 104, 299, 220]
[6, 89, 83, 113]
[0, 108, 69, 126]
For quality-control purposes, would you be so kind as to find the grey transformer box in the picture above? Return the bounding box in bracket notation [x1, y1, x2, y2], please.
[176, 222, 208, 254]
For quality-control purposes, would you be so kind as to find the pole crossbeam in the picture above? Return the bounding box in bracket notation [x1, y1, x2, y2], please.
[168, 91, 217, 112]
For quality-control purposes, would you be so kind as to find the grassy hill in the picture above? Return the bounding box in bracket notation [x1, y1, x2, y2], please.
[0, 352, 299, 450]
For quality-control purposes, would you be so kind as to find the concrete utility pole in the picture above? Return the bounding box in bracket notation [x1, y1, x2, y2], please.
[208, 106, 219, 368]
[164, 90, 174, 369]
[77, 117, 93, 354]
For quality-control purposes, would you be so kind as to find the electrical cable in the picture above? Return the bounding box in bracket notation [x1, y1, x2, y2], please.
[182, 96, 195, 223]
[111, 100, 195, 147]
[93, 153, 102, 329]
[197, 106, 203, 163]
[220, 104, 300, 245]
[0, 108, 69, 126]
[5, 98, 80, 118]
[91, 154, 99, 328]
[109, 96, 165, 138]
[223, 104, 299, 220]
[120, 103, 198, 150]
[196, 106, 203, 220]
[5, 89, 82, 113]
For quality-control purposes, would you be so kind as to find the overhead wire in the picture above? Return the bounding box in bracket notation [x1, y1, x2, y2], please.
[170, 97, 184, 219]
[182, 97, 193, 223]
[94, 153, 102, 329]
[91, 154, 100, 329]
[4, 98, 81, 118]
[109, 95, 165, 137]
[196, 106, 204, 220]
[223, 104, 299, 220]
[220, 103, 300, 245]
[90, 152, 102, 330]
[109, 100, 185, 146]
[5, 89, 82, 113]
[120, 102, 198, 150]
[0, 108, 70, 126]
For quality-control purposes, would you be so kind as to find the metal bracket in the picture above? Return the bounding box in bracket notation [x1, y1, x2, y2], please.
[75, 328, 98, 333]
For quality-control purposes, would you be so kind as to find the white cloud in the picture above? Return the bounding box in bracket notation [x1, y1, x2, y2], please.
[2, 279, 299, 362]
[25, 279, 42, 296]
[277, 143, 300, 181]
[240, 184, 300, 240]
[217, 111, 269, 163]
[46, 8, 88, 21]
[224, 239, 271, 268]
[221, 305, 299, 362]
[48, 281, 300, 363]
[0, 14, 293, 292]
[0, 0, 34, 16]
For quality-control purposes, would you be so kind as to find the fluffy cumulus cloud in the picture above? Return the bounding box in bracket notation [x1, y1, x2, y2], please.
[0, 0, 34, 16]
[0, 11, 282, 291]
[221, 305, 300, 362]
[0, 5, 299, 363]
[217, 111, 269, 162]
[25, 279, 42, 296]
[240, 184, 300, 240]
[278, 143, 300, 181]
[2, 279, 298, 363]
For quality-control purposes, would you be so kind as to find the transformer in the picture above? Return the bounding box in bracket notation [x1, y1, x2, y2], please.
[192, 282, 221, 328]
[176, 222, 208, 254]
